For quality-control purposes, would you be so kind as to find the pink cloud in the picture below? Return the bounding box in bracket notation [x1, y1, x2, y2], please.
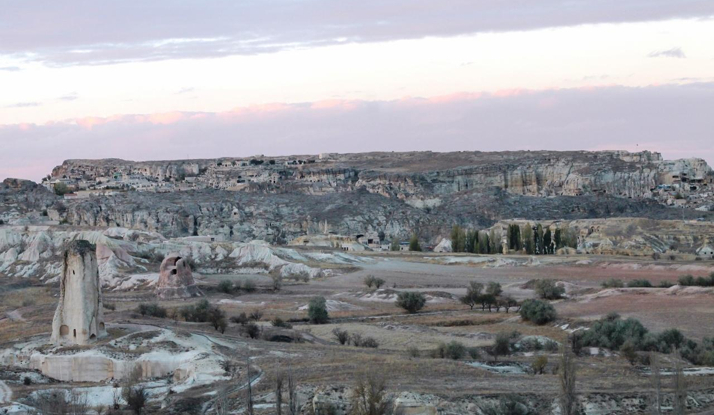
[1, 83, 712, 182]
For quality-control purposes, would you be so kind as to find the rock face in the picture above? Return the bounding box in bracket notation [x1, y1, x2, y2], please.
[51, 240, 106, 345]
[42, 151, 714, 243]
[156, 253, 202, 299]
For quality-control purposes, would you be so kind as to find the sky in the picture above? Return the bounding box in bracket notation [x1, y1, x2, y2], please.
[1, 1, 713, 181]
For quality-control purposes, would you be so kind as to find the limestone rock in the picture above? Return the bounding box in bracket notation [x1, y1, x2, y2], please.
[393, 392, 438, 415]
[51, 240, 106, 345]
[156, 253, 203, 299]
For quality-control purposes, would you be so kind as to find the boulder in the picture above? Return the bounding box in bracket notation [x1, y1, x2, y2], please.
[156, 253, 203, 299]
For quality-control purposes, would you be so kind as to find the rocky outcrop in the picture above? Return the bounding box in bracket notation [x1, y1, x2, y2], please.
[156, 253, 202, 299]
[50, 240, 106, 345]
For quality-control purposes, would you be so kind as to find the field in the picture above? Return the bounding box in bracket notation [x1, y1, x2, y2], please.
[1, 251, 714, 414]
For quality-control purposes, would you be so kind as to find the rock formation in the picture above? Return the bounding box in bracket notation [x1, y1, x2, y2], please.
[51, 240, 106, 345]
[156, 253, 203, 299]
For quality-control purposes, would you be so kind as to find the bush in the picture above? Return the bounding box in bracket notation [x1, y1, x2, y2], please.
[230, 312, 248, 325]
[395, 292, 426, 313]
[531, 356, 548, 374]
[534, 280, 565, 299]
[217, 280, 234, 294]
[23, 376, 32, 385]
[678, 275, 694, 287]
[482, 395, 535, 415]
[271, 317, 292, 329]
[577, 314, 648, 351]
[104, 303, 116, 311]
[308, 296, 329, 324]
[180, 300, 223, 328]
[519, 299, 557, 325]
[137, 303, 167, 318]
[444, 341, 466, 360]
[359, 337, 379, 348]
[659, 280, 675, 288]
[627, 279, 653, 288]
[491, 332, 512, 361]
[332, 328, 350, 345]
[249, 310, 263, 321]
[407, 346, 420, 358]
[601, 278, 624, 288]
[468, 347, 480, 360]
[242, 279, 256, 292]
[126, 386, 147, 415]
[243, 322, 261, 339]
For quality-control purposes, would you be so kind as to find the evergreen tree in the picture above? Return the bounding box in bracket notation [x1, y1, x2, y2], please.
[409, 233, 421, 251]
[554, 228, 563, 249]
[489, 229, 498, 254]
[535, 223, 544, 255]
[544, 228, 553, 254]
[465, 229, 478, 253]
[523, 224, 534, 255]
[482, 233, 491, 254]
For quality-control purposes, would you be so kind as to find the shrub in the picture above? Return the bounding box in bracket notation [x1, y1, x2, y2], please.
[444, 341, 466, 360]
[601, 278, 624, 288]
[519, 299, 557, 325]
[249, 310, 264, 321]
[468, 347, 480, 360]
[359, 337, 379, 348]
[332, 328, 350, 345]
[230, 312, 248, 325]
[217, 280, 234, 294]
[23, 376, 32, 385]
[659, 280, 675, 288]
[373, 277, 385, 289]
[532, 356, 548, 374]
[482, 395, 534, 415]
[490, 332, 512, 361]
[243, 322, 261, 339]
[364, 275, 376, 288]
[271, 317, 292, 329]
[242, 279, 256, 292]
[534, 279, 565, 300]
[620, 340, 638, 365]
[137, 303, 167, 318]
[104, 303, 116, 311]
[407, 346, 421, 358]
[657, 328, 686, 352]
[126, 386, 147, 415]
[627, 279, 653, 288]
[308, 296, 329, 324]
[395, 292, 426, 313]
[577, 314, 648, 351]
[271, 275, 283, 291]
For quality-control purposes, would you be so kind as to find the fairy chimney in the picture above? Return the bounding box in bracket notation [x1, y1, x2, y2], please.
[156, 253, 203, 299]
[51, 240, 106, 345]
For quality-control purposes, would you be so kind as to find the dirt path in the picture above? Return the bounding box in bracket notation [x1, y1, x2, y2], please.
[0, 379, 12, 404]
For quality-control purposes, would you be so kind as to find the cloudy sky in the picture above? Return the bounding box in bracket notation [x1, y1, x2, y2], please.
[1, 1, 713, 181]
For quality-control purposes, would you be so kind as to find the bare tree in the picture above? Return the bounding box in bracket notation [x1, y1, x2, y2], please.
[673, 351, 688, 415]
[214, 387, 232, 415]
[650, 353, 662, 415]
[287, 369, 299, 415]
[246, 355, 254, 415]
[29, 390, 89, 415]
[559, 345, 578, 415]
[275, 371, 285, 415]
[350, 373, 392, 415]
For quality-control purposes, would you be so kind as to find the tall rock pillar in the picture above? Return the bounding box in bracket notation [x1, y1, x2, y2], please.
[51, 240, 106, 345]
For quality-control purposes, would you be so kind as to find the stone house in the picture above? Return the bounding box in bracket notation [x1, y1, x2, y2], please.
[697, 246, 714, 260]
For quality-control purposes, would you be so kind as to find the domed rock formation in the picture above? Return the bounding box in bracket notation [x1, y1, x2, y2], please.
[156, 253, 203, 299]
[51, 240, 106, 345]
